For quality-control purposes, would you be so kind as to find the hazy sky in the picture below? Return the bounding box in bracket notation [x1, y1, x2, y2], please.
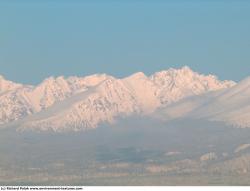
[0, 0, 250, 84]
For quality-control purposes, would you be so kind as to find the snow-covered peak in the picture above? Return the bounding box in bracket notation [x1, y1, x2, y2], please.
[151, 66, 236, 89]
[123, 72, 159, 113]
[42, 76, 56, 83]
[180, 65, 193, 71]
[80, 73, 111, 87]
[125, 72, 148, 80]
[0, 75, 22, 93]
[172, 65, 195, 76]
[152, 65, 194, 76]
[150, 66, 236, 105]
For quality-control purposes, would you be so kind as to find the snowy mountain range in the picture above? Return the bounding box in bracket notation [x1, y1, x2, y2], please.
[2, 66, 248, 132]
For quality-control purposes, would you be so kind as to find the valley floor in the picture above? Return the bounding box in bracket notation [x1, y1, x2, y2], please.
[1, 119, 250, 186]
[1, 173, 250, 186]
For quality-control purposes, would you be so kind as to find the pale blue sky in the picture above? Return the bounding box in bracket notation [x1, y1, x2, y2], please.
[0, 0, 250, 84]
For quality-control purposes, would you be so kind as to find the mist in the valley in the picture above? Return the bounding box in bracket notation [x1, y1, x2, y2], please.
[1, 117, 250, 185]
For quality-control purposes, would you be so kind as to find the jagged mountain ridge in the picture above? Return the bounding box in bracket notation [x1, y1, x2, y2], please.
[0, 66, 236, 131]
[0, 74, 111, 125]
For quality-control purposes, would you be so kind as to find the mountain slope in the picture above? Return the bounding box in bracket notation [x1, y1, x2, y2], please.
[157, 76, 250, 128]
[0, 75, 22, 94]
[17, 78, 140, 132]
[122, 72, 160, 113]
